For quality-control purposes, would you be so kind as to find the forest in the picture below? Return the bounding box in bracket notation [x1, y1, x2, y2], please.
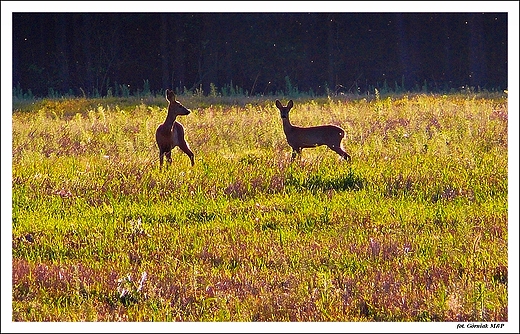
[12, 12, 508, 98]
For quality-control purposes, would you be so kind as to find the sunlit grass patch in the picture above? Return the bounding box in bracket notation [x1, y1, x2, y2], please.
[11, 92, 508, 322]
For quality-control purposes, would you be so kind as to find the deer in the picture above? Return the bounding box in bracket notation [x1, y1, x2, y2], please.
[155, 89, 194, 168]
[275, 99, 351, 161]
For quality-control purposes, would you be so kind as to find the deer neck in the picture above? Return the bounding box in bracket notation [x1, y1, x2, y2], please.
[163, 109, 178, 128]
[282, 117, 294, 134]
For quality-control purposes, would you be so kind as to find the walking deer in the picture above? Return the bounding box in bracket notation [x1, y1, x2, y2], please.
[155, 89, 194, 168]
[275, 99, 351, 161]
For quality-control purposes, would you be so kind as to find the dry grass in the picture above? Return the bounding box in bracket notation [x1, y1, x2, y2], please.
[10, 92, 509, 326]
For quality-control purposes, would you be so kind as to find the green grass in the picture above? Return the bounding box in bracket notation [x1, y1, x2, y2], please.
[10, 92, 508, 323]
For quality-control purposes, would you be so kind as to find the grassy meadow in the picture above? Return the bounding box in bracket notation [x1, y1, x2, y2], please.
[10, 91, 509, 323]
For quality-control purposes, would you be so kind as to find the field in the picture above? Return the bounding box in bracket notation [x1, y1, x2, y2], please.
[9, 91, 509, 325]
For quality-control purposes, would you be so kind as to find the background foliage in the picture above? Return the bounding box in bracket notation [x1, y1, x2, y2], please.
[12, 12, 508, 98]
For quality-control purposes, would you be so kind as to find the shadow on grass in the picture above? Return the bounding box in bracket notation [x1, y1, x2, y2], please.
[285, 167, 364, 192]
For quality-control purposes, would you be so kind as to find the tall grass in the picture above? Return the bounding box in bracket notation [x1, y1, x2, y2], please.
[10, 92, 508, 324]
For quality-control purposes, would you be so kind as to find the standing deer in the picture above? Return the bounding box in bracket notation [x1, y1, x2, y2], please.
[275, 99, 351, 161]
[155, 89, 194, 168]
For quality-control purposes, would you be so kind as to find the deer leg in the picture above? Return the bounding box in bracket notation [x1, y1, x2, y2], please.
[330, 145, 351, 161]
[290, 147, 302, 161]
[339, 146, 351, 161]
[165, 151, 172, 165]
[179, 142, 195, 166]
[159, 151, 165, 169]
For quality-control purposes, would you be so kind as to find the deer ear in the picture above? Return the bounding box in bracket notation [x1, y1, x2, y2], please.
[287, 100, 294, 108]
[166, 89, 175, 102]
[275, 100, 282, 109]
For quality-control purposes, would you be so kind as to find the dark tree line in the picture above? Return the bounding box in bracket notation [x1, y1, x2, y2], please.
[12, 12, 508, 98]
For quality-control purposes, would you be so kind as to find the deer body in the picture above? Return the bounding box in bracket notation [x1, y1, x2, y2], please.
[276, 99, 351, 161]
[155, 89, 194, 167]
